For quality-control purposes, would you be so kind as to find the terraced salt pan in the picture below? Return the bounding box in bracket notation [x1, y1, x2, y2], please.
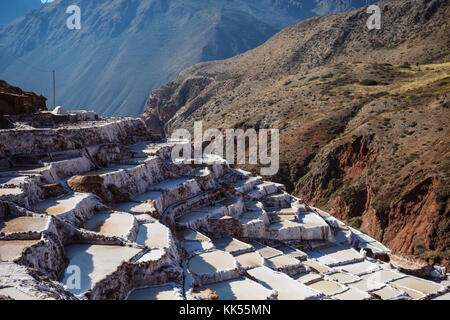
[127, 285, 182, 300]
[307, 245, 363, 267]
[302, 259, 331, 273]
[213, 236, 253, 255]
[328, 272, 360, 284]
[149, 177, 194, 191]
[206, 277, 274, 300]
[347, 279, 384, 292]
[189, 250, 236, 275]
[180, 228, 210, 242]
[136, 222, 170, 249]
[293, 272, 323, 285]
[247, 266, 321, 300]
[176, 204, 225, 226]
[131, 191, 162, 203]
[35, 193, 92, 216]
[0, 287, 37, 300]
[335, 259, 381, 275]
[235, 252, 264, 269]
[432, 292, 450, 300]
[330, 288, 370, 300]
[275, 245, 307, 261]
[115, 202, 155, 220]
[136, 249, 165, 263]
[0, 216, 48, 234]
[268, 220, 301, 231]
[390, 276, 443, 296]
[265, 255, 302, 269]
[0, 240, 40, 261]
[371, 285, 405, 300]
[182, 240, 214, 256]
[307, 280, 345, 295]
[257, 246, 283, 259]
[0, 176, 28, 186]
[85, 213, 134, 237]
[0, 188, 22, 196]
[61, 244, 141, 295]
[271, 214, 297, 221]
[389, 283, 425, 300]
[360, 269, 404, 283]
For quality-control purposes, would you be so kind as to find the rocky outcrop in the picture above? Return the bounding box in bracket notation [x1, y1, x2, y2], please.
[0, 80, 47, 115]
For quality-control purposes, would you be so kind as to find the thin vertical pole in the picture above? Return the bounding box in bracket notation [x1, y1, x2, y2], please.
[52, 70, 56, 109]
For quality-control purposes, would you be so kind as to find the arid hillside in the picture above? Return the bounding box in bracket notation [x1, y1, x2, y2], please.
[141, 0, 450, 266]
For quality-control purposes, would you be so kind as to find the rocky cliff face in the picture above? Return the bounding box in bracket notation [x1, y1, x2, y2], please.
[141, 0, 450, 266]
[0, 80, 47, 115]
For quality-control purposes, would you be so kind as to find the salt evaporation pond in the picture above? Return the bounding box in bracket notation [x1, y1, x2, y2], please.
[35, 193, 90, 215]
[61, 244, 141, 295]
[206, 277, 273, 300]
[85, 212, 134, 237]
[127, 285, 181, 300]
[136, 222, 170, 248]
[0, 240, 39, 261]
[235, 252, 264, 268]
[307, 280, 344, 295]
[0, 216, 48, 233]
[189, 251, 236, 275]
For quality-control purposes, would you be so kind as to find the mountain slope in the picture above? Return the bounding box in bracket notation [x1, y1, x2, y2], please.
[0, 0, 377, 116]
[0, 0, 43, 25]
[141, 0, 450, 266]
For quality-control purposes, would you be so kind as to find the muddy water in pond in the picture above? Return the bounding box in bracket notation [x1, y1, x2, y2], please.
[308, 280, 344, 295]
[0, 216, 48, 233]
[206, 278, 272, 300]
[85, 213, 133, 236]
[127, 285, 180, 300]
[0, 240, 39, 261]
[189, 251, 236, 274]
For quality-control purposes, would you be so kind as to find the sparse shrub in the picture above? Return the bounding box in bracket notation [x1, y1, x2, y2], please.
[400, 62, 411, 69]
[348, 217, 363, 229]
[360, 79, 379, 86]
